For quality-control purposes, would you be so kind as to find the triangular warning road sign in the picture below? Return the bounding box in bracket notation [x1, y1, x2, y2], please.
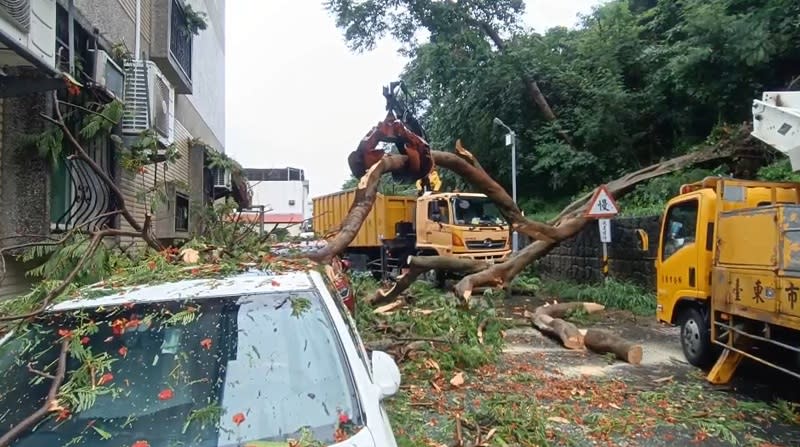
[585, 185, 619, 218]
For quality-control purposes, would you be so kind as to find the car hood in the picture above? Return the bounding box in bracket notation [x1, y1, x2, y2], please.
[230, 426, 379, 447]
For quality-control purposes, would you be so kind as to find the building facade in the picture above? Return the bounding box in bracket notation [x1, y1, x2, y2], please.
[0, 0, 240, 299]
[244, 167, 311, 236]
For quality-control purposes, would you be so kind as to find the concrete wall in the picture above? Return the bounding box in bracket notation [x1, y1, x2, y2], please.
[535, 215, 662, 289]
[74, 0, 153, 58]
[177, 0, 225, 151]
[250, 180, 310, 217]
[0, 75, 53, 299]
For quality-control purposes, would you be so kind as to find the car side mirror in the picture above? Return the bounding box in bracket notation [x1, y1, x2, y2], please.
[371, 350, 401, 400]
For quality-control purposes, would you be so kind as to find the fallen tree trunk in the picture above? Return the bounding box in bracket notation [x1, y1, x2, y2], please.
[584, 328, 643, 365]
[371, 255, 488, 305]
[450, 135, 748, 301]
[309, 155, 407, 264]
[310, 127, 754, 304]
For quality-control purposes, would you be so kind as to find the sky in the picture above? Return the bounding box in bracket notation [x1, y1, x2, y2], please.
[225, 0, 604, 199]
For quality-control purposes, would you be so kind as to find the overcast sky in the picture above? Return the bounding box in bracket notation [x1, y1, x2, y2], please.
[225, 0, 604, 199]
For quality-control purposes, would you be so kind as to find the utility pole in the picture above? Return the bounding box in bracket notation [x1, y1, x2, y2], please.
[493, 117, 519, 253]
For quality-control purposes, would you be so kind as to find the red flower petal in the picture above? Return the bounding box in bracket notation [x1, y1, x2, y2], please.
[56, 409, 71, 422]
[158, 389, 174, 401]
[57, 329, 72, 338]
[118, 346, 128, 357]
[338, 412, 350, 424]
[270, 280, 281, 286]
[200, 338, 212, 350]
[97, 372, 114, 386]
[80, 336, 90, 345]
[131, 441, 150, 447]
[232, 412, 245, 426]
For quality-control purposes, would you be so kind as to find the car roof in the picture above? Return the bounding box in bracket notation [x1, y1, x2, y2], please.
[50, 270, 319, 312]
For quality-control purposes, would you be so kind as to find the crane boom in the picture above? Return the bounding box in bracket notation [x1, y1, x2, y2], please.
[752, 91, 800, 170]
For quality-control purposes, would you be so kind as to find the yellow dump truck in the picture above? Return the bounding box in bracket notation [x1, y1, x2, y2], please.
[312, 189, 511, 280]
[650, 91, 800, 383]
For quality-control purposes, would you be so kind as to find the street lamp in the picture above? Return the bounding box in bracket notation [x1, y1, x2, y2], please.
[493, 117, 519, 253]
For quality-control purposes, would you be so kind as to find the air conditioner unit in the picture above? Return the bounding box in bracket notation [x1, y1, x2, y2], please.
[90, 49, 125, 99]
[212, 166, 231, 189]
[121, 60, 175, 147]
[0, 0, 57, 69]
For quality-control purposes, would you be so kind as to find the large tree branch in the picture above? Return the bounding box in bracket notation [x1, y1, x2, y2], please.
[370, 255, 488, 305]
[449, 137, 747, 301]
[308, 155, 408, 264]
[0, 339, 69, 447]
[0, 220, 153, 322]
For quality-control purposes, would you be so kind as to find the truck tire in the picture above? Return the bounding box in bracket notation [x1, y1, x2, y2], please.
[421, 269, 445, 288]
[678, 306, 715, 368]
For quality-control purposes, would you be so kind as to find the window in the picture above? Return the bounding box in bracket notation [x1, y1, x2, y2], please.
[427, 199, 450, 223]
[451, 196, 505, 226]
[662, 199, 698, 260]
[0, 292, 363, 446]
[174, 193, 189, 232]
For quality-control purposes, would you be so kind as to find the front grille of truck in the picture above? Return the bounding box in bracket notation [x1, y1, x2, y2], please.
[465, 239, 506, 250]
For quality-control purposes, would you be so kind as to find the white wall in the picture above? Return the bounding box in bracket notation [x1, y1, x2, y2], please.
[177, 0, 225, 151]
[249, 180, 309, 216]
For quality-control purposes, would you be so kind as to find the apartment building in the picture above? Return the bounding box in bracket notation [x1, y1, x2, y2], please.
[0, 0, 244, 299]
[244, 167, 311, 236]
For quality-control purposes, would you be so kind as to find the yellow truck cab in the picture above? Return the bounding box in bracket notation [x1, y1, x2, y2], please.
[312, 189, 511, 281]
[656, 176, 800, 381]
[416, 192, 510, 261]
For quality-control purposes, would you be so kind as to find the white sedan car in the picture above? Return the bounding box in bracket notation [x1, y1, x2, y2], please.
[0, 270, 401, 447]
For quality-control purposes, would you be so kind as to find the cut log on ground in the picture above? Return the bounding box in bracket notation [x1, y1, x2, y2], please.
[524, 302, 604, 350]
[583, 328, 643, 365]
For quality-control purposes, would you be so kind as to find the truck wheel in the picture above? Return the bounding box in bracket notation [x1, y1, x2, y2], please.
[679, 306, 714, 368]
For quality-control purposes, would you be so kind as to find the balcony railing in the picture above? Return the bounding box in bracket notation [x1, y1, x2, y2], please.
[169, 0, 192, 82]
[150, 0, 192, 94]
[51, 137, 118, 233]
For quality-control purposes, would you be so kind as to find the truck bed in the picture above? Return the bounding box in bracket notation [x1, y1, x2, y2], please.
[312, 190, 416, 248]
[712, 204, 800, 330]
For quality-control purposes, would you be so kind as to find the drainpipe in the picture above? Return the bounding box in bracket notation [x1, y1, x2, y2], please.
[134, 0, 141, 60]
[68, 0, 75, 74]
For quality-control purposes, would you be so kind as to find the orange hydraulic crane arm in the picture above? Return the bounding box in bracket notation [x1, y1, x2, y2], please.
[347, 82, 435, 191]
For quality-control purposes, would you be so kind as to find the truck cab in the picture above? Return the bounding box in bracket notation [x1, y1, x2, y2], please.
[415, 192, 511, 262]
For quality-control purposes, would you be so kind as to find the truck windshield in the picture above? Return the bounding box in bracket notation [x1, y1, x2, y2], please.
[451, 196, 505, 227]
[0, 291, 362, 447]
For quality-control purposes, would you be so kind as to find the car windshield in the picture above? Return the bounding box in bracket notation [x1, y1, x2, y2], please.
[451, 196, 505, 227]
[0, 291, 362, 447]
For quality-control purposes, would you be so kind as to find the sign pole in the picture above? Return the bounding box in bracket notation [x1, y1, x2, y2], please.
[585, 186, 619, 284]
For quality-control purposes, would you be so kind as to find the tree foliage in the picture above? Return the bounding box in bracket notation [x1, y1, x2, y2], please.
[327, 0, 800, 203]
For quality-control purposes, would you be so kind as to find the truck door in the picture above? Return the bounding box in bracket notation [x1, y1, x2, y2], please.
[420, 198, 452, 253]
[657, 197, 701, 323]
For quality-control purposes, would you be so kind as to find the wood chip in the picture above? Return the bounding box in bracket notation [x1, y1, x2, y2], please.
[450, 372, 465, 387]
[374, 300, 404, 314]
[547, 416, 571, 424]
